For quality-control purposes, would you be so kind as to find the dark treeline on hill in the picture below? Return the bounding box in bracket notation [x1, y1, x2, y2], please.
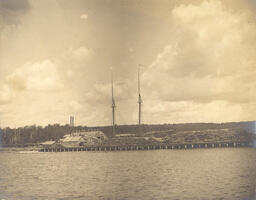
[0, 121, 255, 147]
[95, 121, 255, 137]
[0, 124, 87, 147]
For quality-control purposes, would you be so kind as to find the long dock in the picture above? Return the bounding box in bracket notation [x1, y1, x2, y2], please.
[38, 141, 252, 152]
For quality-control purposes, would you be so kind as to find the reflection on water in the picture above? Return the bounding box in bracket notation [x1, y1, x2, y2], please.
[0, 148, 256, 200]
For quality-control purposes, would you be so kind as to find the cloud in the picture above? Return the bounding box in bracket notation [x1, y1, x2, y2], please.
[80, 14, 88, 20]
[0, 0, 29, 26]
[142, 100, 244, 124]
[0, 85, 13, 105]
[69, 100, 83, 112]
[69, 46, 92, 61]
[84, 80, 133, 105]
[0, 0, 30, 18]
[143, 0, 256, 104]
[1, 45, 96, 126]
[6, 60, 63, 92]
[1, 0, 256, 127]
[58, 46, 94, 84]
[0, 0, 30, 42]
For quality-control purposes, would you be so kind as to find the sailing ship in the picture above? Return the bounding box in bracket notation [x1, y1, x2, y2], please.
[111, 66, 142, 136]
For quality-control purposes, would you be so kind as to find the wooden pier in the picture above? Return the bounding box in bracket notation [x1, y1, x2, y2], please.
[38, 141, 252, 152]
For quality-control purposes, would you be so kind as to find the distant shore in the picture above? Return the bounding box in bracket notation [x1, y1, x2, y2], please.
[1, 121, 255, 151]
[0, 140, 252, 153]
[0, 147, 40, 152]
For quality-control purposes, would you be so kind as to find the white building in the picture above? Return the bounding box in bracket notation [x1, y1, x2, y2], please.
[115, 133, 136, 138]
[60, 135, 84, 147]
[60, 131, 107, 147]
[71, 131, 107, 140]
[40, 141, 56, 148]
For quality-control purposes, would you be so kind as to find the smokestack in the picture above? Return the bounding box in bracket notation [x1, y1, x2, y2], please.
[70, 116, 75, 127]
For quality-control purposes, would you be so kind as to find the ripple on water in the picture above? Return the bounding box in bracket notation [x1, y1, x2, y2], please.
[0, 148, 255, 200]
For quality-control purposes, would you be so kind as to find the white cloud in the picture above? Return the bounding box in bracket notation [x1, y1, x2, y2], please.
[69, 46, 92, 61]
[6, 60, 63, 92]
[1, 0, 256, 127]
[129, 47, 134, 52]
[84, 80, 133, 105]
[0, 85, 13, 105]
[80, 14, 88, 20]
[58, 46, 94, 82]
[142, 100, 244, 124]
[144, 0, 256, 104]
[69, 100, 83, 112]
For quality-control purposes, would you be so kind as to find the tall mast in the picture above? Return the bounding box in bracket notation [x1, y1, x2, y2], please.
[138, 66, 142, 129]
[111, 68, 116, 135]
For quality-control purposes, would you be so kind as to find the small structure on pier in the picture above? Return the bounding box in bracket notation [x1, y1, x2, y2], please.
[71, 131, 107, 139]
[116, 133, 136, 138]
[40, 141, 56, 148]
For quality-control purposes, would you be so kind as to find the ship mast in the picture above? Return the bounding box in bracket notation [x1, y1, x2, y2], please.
[138, 66, 142, 132]
[111, 68, 116, 135]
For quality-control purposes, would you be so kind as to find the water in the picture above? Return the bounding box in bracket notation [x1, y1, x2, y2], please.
[0, 148, 256, 200]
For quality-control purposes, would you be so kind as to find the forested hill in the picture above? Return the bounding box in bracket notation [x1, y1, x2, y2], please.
[0, 121, 255, 147]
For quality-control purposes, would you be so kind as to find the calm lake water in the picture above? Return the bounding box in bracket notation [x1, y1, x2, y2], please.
[0, 148, 256, 200]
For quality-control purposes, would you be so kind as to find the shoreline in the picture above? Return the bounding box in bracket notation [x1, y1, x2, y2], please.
[38, 141, 252, 152]
[0, 147, 40, 152]
[1, 140, 253, 153]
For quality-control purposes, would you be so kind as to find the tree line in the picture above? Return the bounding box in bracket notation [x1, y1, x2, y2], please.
[0, 124, 87, 147]
[0, 121, 255, 147]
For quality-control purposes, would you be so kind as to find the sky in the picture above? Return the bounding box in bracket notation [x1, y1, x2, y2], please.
[0, 0, 256, 127]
